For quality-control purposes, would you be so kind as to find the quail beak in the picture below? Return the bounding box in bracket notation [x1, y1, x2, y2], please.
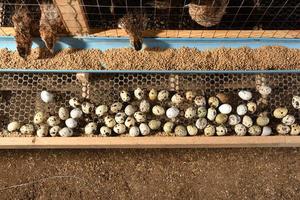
[184, 3, 190, 8]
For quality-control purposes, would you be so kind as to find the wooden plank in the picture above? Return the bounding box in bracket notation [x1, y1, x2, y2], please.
[0, 136, 298, 149]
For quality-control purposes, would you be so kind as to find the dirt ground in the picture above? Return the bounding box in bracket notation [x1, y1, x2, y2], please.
[0, 148, 299, 199]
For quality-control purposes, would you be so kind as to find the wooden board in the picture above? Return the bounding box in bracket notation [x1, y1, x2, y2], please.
[0, 136, 299, 149]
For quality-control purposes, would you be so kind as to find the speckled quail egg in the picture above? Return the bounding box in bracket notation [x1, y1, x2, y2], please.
[59, 127, 73, 137]
[197, 107, 207, 118]
[100, 126, 112, 136]
[139, 100, 150, 113]
[129, 126, 140, 137]
[166, 107, 180, 119]
[248, 125, 262, 136]
[282, 114, 295, 126]
[47, 116, 60, 127]
[113, 124, 126, 134]
[95, 105, 108, 117]
[149, 89, 158, 101]
[41, 90, 54, 103]
[175, 125, 188, 137]
[148, 120, 161, 130]
[65, 118, 78, 129]
[81, 102, 94, 114]
[256, 113, 270, 126]
[69, 97, 81, 108]
[115, 112, 127, 124]
[290, 124, 300, 136]
[258, 85, 272, 98]
[261, 126, 272, 136]
[208, 96, 219, 108]
[58, 107, 69, 120]
[7, 121, 21, 132]
[236, 104, 247, 116]
[36, 124, 49, 137]
[216, 125, 227, 136]
[125, 105, 137, 116]
[187, 125, 198, 136]
[247, 102, 257, 114]
[134, 88, 144, 100]
[234, 124, 247, 136]
[228, 114, 241, 126]
[70, 108, 83, 119]
[134, 112, 147, 123]
[215, 113, 228, 125]
[163, 122, 175, 134]
[120, 90, 131, 102]
[110, 102, 123, 113]
[171, 93, 184, 105]
[158, 90, 169, 101]
[204, 124, 216, 136]
[185, 107, 197, 119]
[216, 93, 230, 104]
[292, 96, 300, 110]
[85, 122, 97, 135]
[196, 118, 208, 130]
[185, 91, 196, 101]
[242, 115, 253, 128]
[105, 116, 117, 128]
[219, 104, 232, 115]
[34, 111, 46, 125]
[273, 107, 288, 119]
[20, 124, 35, 135]
[194, 96, 206, 107]
[238, 90, 252, 101]
[152, 105, 165, 116]
[276, 124, 290, 135]
[125, 117, 136, 128]
[139, 123, 151, 136]
[207, 107, 217, 121]
[49, 126, 61, 137]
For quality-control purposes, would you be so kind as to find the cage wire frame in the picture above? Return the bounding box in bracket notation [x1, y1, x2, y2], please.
[0, 0, 299, 38]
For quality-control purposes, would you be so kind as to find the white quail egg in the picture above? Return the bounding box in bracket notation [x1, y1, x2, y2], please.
[276, 124, 290, 135]
[125, 105, 137, 116]
[216, 93, 230, 104]
[258, 85, 272, 97]
[228, 114, 241, 126]
[194, 96, 206, 107]
[184, 107, 197, 119]
[195, 118, 208, 130]
[113, 124, 126, 134]
[81, 102, 94, 114]
[273, 107, 288, 119]
[215, 113, 228, 125]
[290, 124, 300, 136]
[120, 90, 131, 102]
[34, 111, 46, 124]
[134, 88, 144, 100]
[187, 125, 198, 136]
[134, 112, 147, 123]
[49, 126, 61, 137]
[36, 124, 49, 137]
[166, 107, 180, 119]
[95, 105, 108, 117]
[185, 91, 196, 101]
[69, 97, 81, 108]
[58, 107, 69, 120]
[261, 126, 272, 136]
[148, 120, 161, 130]
[207, 107, 217, 121]
[85, 122, 97, 135]
[247, 102, 257, 114]
[236, 104, 247, 116]
[163, 122, 175, 133]
[40, 90, 54, 103]
[7, 121, 21, 132]
[218, 104, 232, 115]
[125, 117, 136, 128]
[59, 127, 73, 137]
[238, 90, 252, 101]
[70, 108, 83, 119]
[204, 124, 215, 136]
[242, 115, 253, 128]
[115, 112, 127, 124]
[282, 114, 295, 126]
[149, 89, 158, 101]
[292, 96, 300, 109]
[139, 123, 151, 136]
[47, 116, 60, 127]
[105, 116, 116, 128]
[197, 107, 207, 118]
[256, 113, 270, 126]
[20, 124, 35, 135]
[248, 125, 261, 136]
[100, 126, 112, 136]
[129, 126, 140, 137]
[234, 124, 247, 136]
[216, 125, 227, 136]
[174, 125, 187, 137]
[171, 93, 184, 105]
[152, 105, 165, 116]
[208, 96, 219, 108]
[139, 100, 151, 113]
[65, 118, 78, 129]
[110, 102, 123, 113]
[157, 90, 169, 101]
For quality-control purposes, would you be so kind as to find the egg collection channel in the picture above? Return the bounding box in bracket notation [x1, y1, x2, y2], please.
[1, 72, 300, 137]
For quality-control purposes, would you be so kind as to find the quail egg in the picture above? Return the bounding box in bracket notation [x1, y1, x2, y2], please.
[215, 113, 228, 125]
[248, 125, 262, 136]
[115, 112, 127, 124]
[292, 96, 300, 110]
[149, 89, 158, 101]
[174, 125, 188, 137]
[258, 85, 272, 98]
[228, 114, 241, 126]
[216, 125, 227, 136]
[58, 107, 69, 120]
[208, 96, 219, 108]
[234, 124, 247, 136]
[187, 125, 198, 136]
[238, 90, 252, 101]
[40, 90, 54, 103]
[152, 105, 165, 116]
[163, 122, 175, 133]
[7, 121, 21, 132]
[34, 111, 46, 125]
[110, 102, 123, 113]
[290, 124, 300, 136]
[120, 90, 131, 102]
[185, 91, 196, 101]
[219, 104, 232, 115]
[134, 112, 147, 123]
[65, 118, 78, 129]
[47, 116, 60, 127]
[69, 97, 81, 108]
[139, 100, 151, 113]
[81, 102, 94, 114]
[148, 120, 161, 130]
[256, 114, 270, 127]
[129, 126, 140, 137]
[216, 93, 230, 104]
[261, 126, 272, 136]
[236, 104, 247, 116]
[70, 108, 83, 119]
[105, 116, 117, 128]
[139, 123, 151, 136]
[125, 117, 136, 128]
[282, 114, 295, 126]
[59, 127, 73, 137]
[20, 124, 35, 135]
[185, 107, 197, 119]
[197, 107, 207, 118]
[276, 124, 290, 135]
[171, 93, 184, 105]
[95, 105, 108, 117]
[36, 124, 49, 137]
[194, 96, 206, 107]
[195, 118, 208, 130]
[125, 105, 137, 116]
[100, 126, 112, 136]
[242, 115, 253, 128]
[207, 107, 217, 121]
[247, 102, 257, 114]
[204, 124, 216, 136]
[85, 122, 97, 135]
[166, 107, 180, 119]
[134, 88, 144, 100]
[113, 124, 126, 134]
[49, 126, 61, 137]
[157, 90, 169, 101]
[273, 107, 288, 119]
